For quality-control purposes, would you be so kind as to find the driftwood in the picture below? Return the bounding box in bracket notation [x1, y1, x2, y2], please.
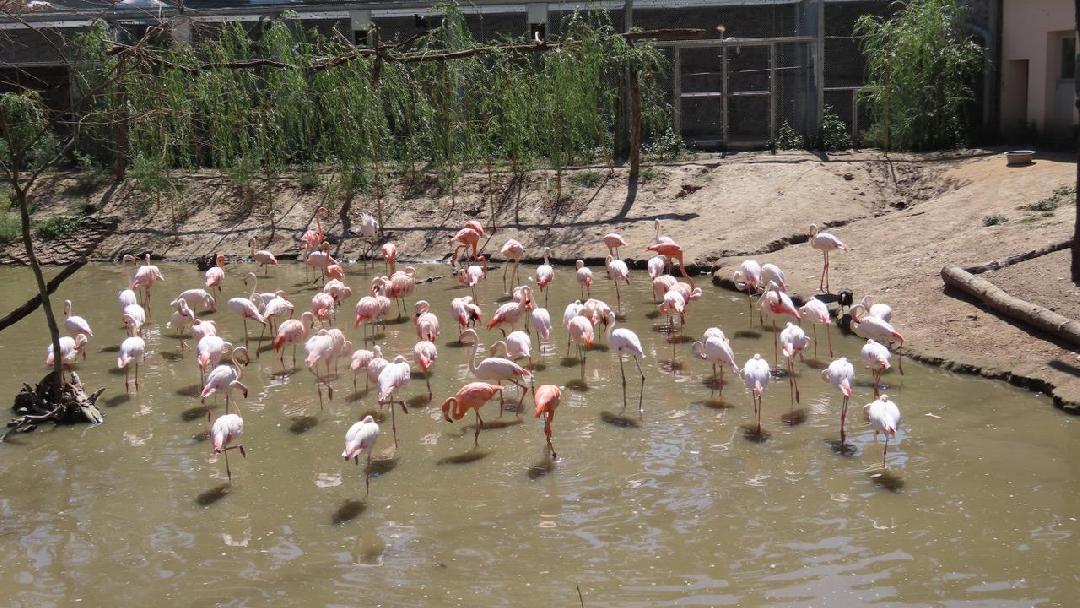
[941, 265, 1080, 347]
[0, 258, 87, 333]
[962, 240, 1071, 275]
[6, 371, 104, 438]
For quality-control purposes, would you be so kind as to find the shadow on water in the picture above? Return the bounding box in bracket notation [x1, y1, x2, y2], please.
[732, 330, 762, 340]
[600, 411, 641, 428]
[360, 409, 387, 423]
[368, 457, 398, 476]
[161, 351, 184, 362]
[289, 416, 319, 434]
[667, 335, 693, 345]
[644, 310, 661, 320]
[332, 499, 367, 525]
[695, 398, 733, 410]
[741, 425, 771, 443]
[102, 393, 131, 408]
[565, 379, 589, 392]
[461, 418, 522, 434]
[527, 457, 556, 479]
[383, 316, 409, 326]
[106, 367, 126, 376]
[826, 439, 858, 457]
[559, 357, 581, 369]
[436, 449, 491, 465]
[176, 384, 203, 398]
[871, 471, 905, 493]
[409, 371, 429, 381]
[196, 483, 232, 507]
[495, 295, 513, 303]
[658, 361, 685, 373]
[444, 340, 468, 349]
[530, 363, 547, 372]
[781, 408, 809, 426]
[590, 343, 611, 353]
[191, 429, 210, 443]
[801, 358, 830, 370]
[349, 388, 372, 402]
[257, 344, 275, 356]
[181, 405, 211, 422]
[100, 345, 120, 353]
[407, 395, 432, 408]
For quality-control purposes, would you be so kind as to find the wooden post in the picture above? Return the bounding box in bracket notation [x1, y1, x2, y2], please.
[629, 60, 642, 181]
[883, 59, 890, 157]
[672, 46, 682, 136]
[1072, 0, 1079, 281]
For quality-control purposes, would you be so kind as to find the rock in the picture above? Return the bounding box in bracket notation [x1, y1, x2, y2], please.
[843, 173, 855, 181]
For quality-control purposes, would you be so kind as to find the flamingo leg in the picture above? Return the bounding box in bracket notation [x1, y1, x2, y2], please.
[812, 324, 818, 358]
[498, 381, 505, 416]
[614, 280, 622, 314]
[389, 400, 398, 448]
[425, 372, 432, 400]
[882, 435, 889, 469]
[544, 413, 556, 459]
[135, 363, 140, 389]
[633, 357, 645, 417]
[365, 452, 372, 496]
[618, 355, 628, 411]
[473, 409, 483, 448]
[840, 396, 849, 444]
[224, 447, 231, 480]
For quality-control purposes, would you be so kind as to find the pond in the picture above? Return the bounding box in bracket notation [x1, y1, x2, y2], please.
[0, 261, 1075, 607]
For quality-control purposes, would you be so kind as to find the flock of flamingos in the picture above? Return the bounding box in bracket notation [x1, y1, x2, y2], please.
[45, 208, 906, 494]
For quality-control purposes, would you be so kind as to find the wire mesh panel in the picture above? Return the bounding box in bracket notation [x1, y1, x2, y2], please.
[678, 47, 724, 143]
[775, 42, 815, 141]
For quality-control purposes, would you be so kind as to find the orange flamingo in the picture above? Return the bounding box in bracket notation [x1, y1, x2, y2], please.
[645, 242, 694, 289]
[450, 227, 481, 265]
[534, 384, 561, 459]
[441, 382, 504, 448]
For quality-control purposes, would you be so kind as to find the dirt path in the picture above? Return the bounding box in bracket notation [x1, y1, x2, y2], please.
[8, 149, 1078, 409]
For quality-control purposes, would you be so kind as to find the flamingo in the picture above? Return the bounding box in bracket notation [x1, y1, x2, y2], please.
[851, 309, 905, 374]
[323, 279, 352, 308]
[536, 247, 554, 306]
[822, 357, 855, 444]
[499, 238, 525, 292]
[647, 255, 666, 283]
[451, 295, 482, 340]
[122, 303, 146, 337]
[192, 319, 217, 343]
[300, 206, 329, 260]
[196, 335, 231, 383]
[365, 346, 389, 391]
[851, 294, 893, 322]
[47, 335, 86, 380]
[241, 272, 282, 313]
[742, 354, 771, 434]
[759, 280, 801, 364]
[761, 263, 787, 293]
[605, 256, 631, 313]
[350, 345, 379, 390]
[580, 298, 613, 335]
[562, 299, 584, 355]
[567, 315, 594, 379]
[413, 340, 438, 399]
[210, 413, 245, 481]
[534, 384, 561, 459]
[602, 233, 627, 257]
[464, 219, 486, 237]
[377, 355, 411, 447]
[310, 292, 336, 326]
[441, 382, 503, 448]
[261, 295, 294, 337]
[117, 288, 137, 310]
[652, 274, 677, 303]
[227, 295, 266, 349]
[414, 300, 440, 342]
[732, 259, 763, 325]
[305, 242, 335, 283]
[204, 254, 226, 295]
[117, 335, 144, 391]
[176, 288, 216, 314]
[200, 346, 250, 415]
[342, 415, 380, 495]
[605, 311, 645, 415]
[779, 322, 810, 407]
[305, 330, 336, 406]
[166, 298, 196, 350]
[691, 327, 738, 393]
[799, 297, 834, 357]
[130, 253, 164, 318]
[810, 223, 849, 293]
[460, 329, 532, 415]
[62, 299, 93, 345]
[865, 395, 901, 469]
[861, 339, 892, 397]
[488, 288, 533, 336]
[274, 311, 315, 371]
[575, 260, 593, 299]
[379, 242, 398, 276]
[357, 212, 380, 262]
[492, 330, 532, 369]
[248, 236, 277, 276]
[323, 263, 346, 281]
[457, 256, 488, 303]
[653, 219, 674, 246]
[355, 282, 387, 342]
[387, 267, 416, 318]
[645, 241, 694, 289]
[660, 290, 686, 364]
[531, 306, 552, 352]
[449, 227, 481, 265]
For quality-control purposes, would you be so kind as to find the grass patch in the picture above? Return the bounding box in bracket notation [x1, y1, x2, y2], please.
[982, 214, 1007, 227]
[1017, 185, 1075, 213]
[569, 170, 604, 189]
[35, 216, 80, 240]
[640, 166, 662, 182]
[0, 211, 20, 243]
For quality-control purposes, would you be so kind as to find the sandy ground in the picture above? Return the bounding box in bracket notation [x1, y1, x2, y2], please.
[7, 148, 1078, 409]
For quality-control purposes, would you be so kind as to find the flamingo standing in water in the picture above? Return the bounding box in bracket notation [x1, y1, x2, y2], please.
[865, 395, 901, 469]
[377, 355, 411, 447]
[499, 238, 525, 292]
[204, 254, 226, 295]
[742, 354, 771, 434]
[732, 259, 763, 325]
[851, 309, 905, 374]
[605, 311, 646, 415]
[413, 340, 438, 400]
[534, 384, 561, 459]
[800, 297, 833, 358]
[457, 256, 488, 304]
[176, 288, 216, 314]
[382, 243, 400, 275]
[211, 413, 245, 481]
[645, 241, 694, 289]
[200, 346, 250, 415]
[822, 357, 855, 444]
[388, 267, 416, 319]
[603, 233, 627, 258]
[196, 335, 230, 383]
[305, 330, 336, 406]
[535, 247, 554, 306]
[47, 335, 86, 380]
[567, 314, 594, 379]
[562, 300, 584, 355]
[531, 306, 552, 353]
[63, 300, 93, 347]
[691, 327, 738, 393]
[122, 303, 146, 337]
[342, 415, 380, 495]
[451, 295, 482, 340]
[227, 294, 266, 350]
[441, 382, 504, 448]
[248, 236, 278, 276]
[130, 253, 164, 319]
[759, 281, 801, 364]
[166, 298, 196, 351]
[350, 344, 381, 390]
[488, 288, 533, 336]
[461, 329, 532, 415]
[117, 335, 144, 391]
[414, 300, 440, 342]
[449, 227, 481, 265]
[809, 223, 849, 293]
[861, 339, 892, 397]
[575, 260, 593, 299]
[605, 256, 631, 313]
[274, 311, 315, 371]
[779, 322, 810, 407]
[851, 294, 893, 322]
[760, 263, 787, 293]
[492, 330, 533, 369]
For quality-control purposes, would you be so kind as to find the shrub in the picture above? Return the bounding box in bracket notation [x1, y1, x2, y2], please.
[821, 106, 852, 152]
[36, 216, 81, 240]
[1018, 185, 1075, 212]
[775, 121, 805, 150]
[982, 214, 1007, 227]
[0, 211, 19, 243]
[644, 128, 686, 161]
[570, 170, 604, 189]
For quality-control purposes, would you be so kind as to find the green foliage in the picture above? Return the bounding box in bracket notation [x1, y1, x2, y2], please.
[35, 216, 81, 240]
[0, 91, 58, 173]
[821, 106, 852, 152]
[1018, 186, 1075, 212]
[856, 0, 982, 150]
[0, 211, 19, 243]
[982, 214, 1007, 227]
[644, 128, 686, 160]
[299, 166, 321, 192]
[775, 120, 805, 150]
[570, 170, 604, 189]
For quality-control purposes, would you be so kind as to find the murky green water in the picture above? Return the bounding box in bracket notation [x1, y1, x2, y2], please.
[0, 262, 1076, 607]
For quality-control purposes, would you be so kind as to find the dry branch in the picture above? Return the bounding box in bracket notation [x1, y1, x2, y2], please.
[962, 240, 1071, 275]
[941, 265, 1080, 347]
[0, 257, 86, 333]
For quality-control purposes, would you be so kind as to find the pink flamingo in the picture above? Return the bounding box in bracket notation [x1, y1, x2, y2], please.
[387, 267, 416, 319]
[380, 242, 399, 275]
[176, 288, 216, 314]
[779, 322, 810, 407]
[261, 295, 294, 337]
[732, 259, 763, 325]
[799, 297, 833, 357]
[499, 238, 525, 292]
[377, 355, 411, 447]
[851, 310, 905, 374]
[531, 306, 552, 352]
[575, 260, 593, 299]
[342, 415, 380, 495]
[759, 281, 800, 364]
[491, 330, 533, 369]
[761, 263, 787, 293]
[450, 227, 481, 264]
[248, 236, 278, 276]
[602, 232, 627, 257]
[742, 354, 771, 434]
[534, 384, 561, 459]
[210, 413, 245, 481]
[166, 298, 196, 351]
[652, 274, 677, 303]
[200, 346, 250, 415]
[310, 292, 336, 326]
[535, 247, 554, 307]
[451, 295, 482, 340]
[562, 300, 583, 355]
[305, 330, 336, 406]
[488, 287, 533, 336]
[204, 254, 226, 295]
[323, 279, 352, 308]
[605, 311, 646, 415]
[605, 256, 631, 313]
[130, 253, 164, 318]
[865, 395, 901, 469]
[117, 335, 144, 391]
[227, 295, 266, 349]
[63, 299, 93, 344]
[47, 335, 87, 380]
[441, 382, 504, 448]
[350, 345, 380, 390]
[567, 315, 594, 379]
[457, 256, 488, 303]
[196, 335, 231, 383]
[645, 241, 694, 289]
[274, 311, 315, 371]
[809, 223, 849, 293]
[861, 339, 892, 397]
[461, 329, 532, 415]
[414, 300, 439, 342]
[354, 285, 385, 342]
[647, 255, 666, 283]
[822, 357, 855, 443]
[122, 303, 146, 337]
[413, 340, 438, 399]
[691, 327, 738, 393]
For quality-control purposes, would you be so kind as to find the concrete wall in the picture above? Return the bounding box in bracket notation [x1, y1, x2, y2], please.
[1000, 0, 1077, 139]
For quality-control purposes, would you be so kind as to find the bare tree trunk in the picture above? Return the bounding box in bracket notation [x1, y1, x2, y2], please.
[628, 60, 642, 182]
[1073, 0, 1079, 282]
[15, 186, 64, 395]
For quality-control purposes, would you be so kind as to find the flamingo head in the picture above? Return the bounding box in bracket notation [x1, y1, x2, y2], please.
[441, 397, 457, 422]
